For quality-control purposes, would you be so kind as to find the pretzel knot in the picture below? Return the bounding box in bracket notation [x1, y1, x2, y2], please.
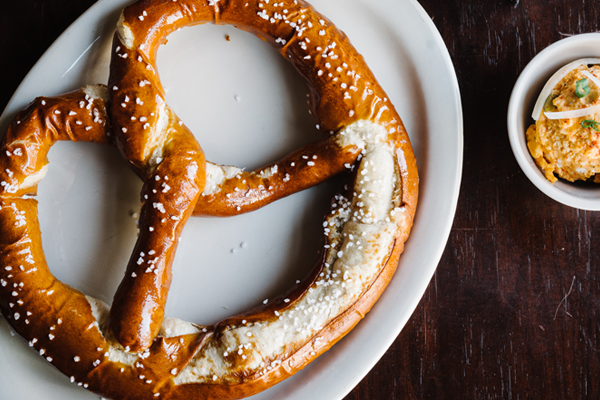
[0, 0, 418, 399]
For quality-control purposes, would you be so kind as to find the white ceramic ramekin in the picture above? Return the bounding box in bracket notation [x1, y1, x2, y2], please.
[508, 33, 600, 210]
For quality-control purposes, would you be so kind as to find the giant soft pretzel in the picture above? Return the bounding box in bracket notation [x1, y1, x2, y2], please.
[0, 0, 418, 399]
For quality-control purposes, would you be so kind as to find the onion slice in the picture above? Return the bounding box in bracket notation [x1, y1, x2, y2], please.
[531, 58, 600, 120]
[581, 70, 600, 90]
[544, 103, 600, 120]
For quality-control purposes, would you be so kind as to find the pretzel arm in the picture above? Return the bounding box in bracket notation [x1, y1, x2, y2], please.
[108, 106, 206, 352]
[194, 136, 361, 216]
[0, 194, 214, 398]
[0, 87, 111, 198]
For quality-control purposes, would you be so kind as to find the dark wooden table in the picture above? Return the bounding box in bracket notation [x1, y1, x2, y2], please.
[1, 0, 599, 399]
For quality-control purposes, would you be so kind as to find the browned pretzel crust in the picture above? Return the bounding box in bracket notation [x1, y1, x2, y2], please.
[0, 0, 418, 399]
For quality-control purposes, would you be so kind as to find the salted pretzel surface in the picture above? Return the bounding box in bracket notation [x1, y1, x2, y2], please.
[0, 0, 418, 399]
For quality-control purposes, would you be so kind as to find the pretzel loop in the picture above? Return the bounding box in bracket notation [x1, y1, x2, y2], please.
[0, 0, 418, 399]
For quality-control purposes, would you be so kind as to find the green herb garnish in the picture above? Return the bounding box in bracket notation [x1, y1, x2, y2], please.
[581, 119, 600, 131]
[576, 78, 591, 98]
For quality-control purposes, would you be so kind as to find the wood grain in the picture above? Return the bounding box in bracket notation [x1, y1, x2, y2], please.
[346, 1, 600, 399]
[1, 0, 600, 399]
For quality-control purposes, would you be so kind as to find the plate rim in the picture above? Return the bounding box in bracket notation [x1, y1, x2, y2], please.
[0, 0, 464, 398]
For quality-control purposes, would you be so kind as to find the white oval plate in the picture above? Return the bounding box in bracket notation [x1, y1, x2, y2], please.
[508, 33, 600, 210]
[0, 0, 462, 399]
